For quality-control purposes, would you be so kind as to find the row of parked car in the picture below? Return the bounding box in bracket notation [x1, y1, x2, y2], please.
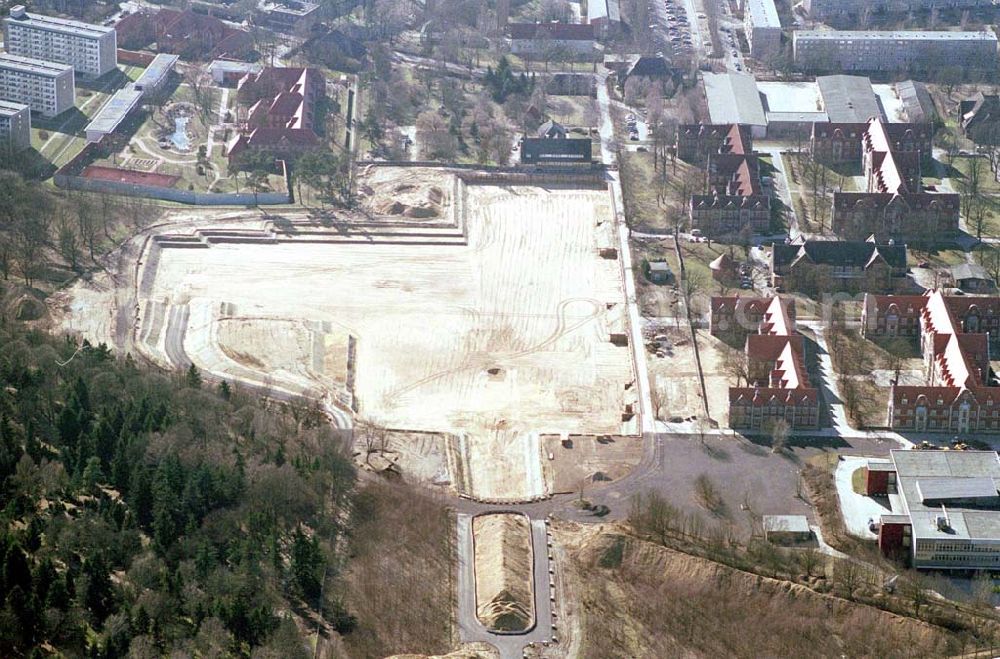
[626, 113, 640, 141]
[650, 0, 694, 58]
[721, 26, 742, 70]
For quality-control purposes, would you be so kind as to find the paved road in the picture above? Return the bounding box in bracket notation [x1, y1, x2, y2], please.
[596, 71, 656, 434]
[456, 514, 554, 659]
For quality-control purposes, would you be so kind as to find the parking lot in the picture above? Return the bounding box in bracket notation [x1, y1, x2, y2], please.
[648, 0, 698, 63]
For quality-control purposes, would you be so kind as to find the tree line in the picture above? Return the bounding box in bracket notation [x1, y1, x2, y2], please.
[0, 172, 160, 290]
[0, 315, 361, 657]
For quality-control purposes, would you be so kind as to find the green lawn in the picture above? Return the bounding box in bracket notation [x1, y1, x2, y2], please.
[907, 247, 970, 267]
[546, 95, 598, 128]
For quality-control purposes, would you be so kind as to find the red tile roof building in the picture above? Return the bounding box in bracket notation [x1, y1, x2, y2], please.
[675, 123, 752, 164]
[831, 117, 959, 242]
[115, 8, 252, 61]
[715, 296, 821, 430]
[678, 123, 772, 237]
[226, 67, 325, 163]
[862, 290, 1000, 432]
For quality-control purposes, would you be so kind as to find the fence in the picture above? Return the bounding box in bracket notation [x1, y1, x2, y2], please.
[54, 143, 293, 205]
[117, 49, 155, 67]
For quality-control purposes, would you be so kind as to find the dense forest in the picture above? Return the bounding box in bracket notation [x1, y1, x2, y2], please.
[0, 312, 360, 657]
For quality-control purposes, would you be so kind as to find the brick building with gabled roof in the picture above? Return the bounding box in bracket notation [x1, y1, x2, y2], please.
[115, 8, 252, 61]
[227, 66, 325, 164]
[675, 122, 752, 164]
[862, 290, 1000, 433]
[771, 236, 908, 293]
[714, 296, 820, 430]
[677, 123, 773, 237]
[829, 117, 958, 243]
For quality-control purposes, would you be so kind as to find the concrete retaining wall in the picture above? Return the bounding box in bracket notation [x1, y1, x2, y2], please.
[55, 172, 292, 205]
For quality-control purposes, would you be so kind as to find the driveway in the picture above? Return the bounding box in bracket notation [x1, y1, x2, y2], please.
[834, 457, 891, 539]
[456, 514, 554, 659]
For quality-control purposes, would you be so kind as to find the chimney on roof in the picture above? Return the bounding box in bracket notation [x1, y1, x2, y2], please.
[936, 505, 950, 531]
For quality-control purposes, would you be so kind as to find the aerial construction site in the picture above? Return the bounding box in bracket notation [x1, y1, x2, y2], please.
[52, 166, 638, 503]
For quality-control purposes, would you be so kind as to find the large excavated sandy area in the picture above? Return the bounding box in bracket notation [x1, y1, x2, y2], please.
[156, 185, 627, 430]
[54, 169, 635, 500]
[472, 513, 534, 632]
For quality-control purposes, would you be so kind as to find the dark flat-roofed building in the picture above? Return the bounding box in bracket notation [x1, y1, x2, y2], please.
[815, 75, 882, 124]
[520, 137, 592, 165]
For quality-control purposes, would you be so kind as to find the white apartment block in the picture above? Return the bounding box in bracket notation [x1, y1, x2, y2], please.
[3, 5, 117, 78]
[0, 54, 75, 117]
[805, 0, 990, 19]
[0, 100, 31, 154]
[744, 0, 781, 61]
[793, 30, 998, 74]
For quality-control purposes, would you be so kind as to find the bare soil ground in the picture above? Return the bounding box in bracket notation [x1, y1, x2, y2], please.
[356, 165, 455, 219]
[646, 327, 704, 421]
[386, 644, 499, 659]
[696, 329, 735, 426]
[555, 523, 963, 658]
[54, 171, 636, 501]
[359, 429, 451, 488]
[472, 513, 534, 632]
[543, 434, 643, 494]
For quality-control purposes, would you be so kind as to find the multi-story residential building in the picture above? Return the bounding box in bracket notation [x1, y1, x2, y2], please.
[0, 53, 74, 117]
[744, 0, 781, 61]
[3, 5, 117, 78]
[720, 296, 820, 431]
[256, 0, 321, 32]
[0, 100, 30, 155]
[509, 23, 595, 57]
[227, 67, 325, 164]
[792, 30, 997, 75]
[831, 117, 959, 243]
[805, 0, 991, 20]
[770, 238, 907, 293]
[867, 449, 1000, 569]
[862, 290, 1000, 433]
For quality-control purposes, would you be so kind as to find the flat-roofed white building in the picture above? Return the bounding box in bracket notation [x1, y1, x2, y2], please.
[793, 30, 998, 75]
[0, 100, 31, 154]
[208, 59, 264, 85]
[744, 0, 781, 61]
[85, 84, 144, 143]
[0, 53, 75, 117]
[3, 4, 117, 77]
[133, 54, 179, 99]
[702, 71, 767, 138]
[870, 450, 1000, 570]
